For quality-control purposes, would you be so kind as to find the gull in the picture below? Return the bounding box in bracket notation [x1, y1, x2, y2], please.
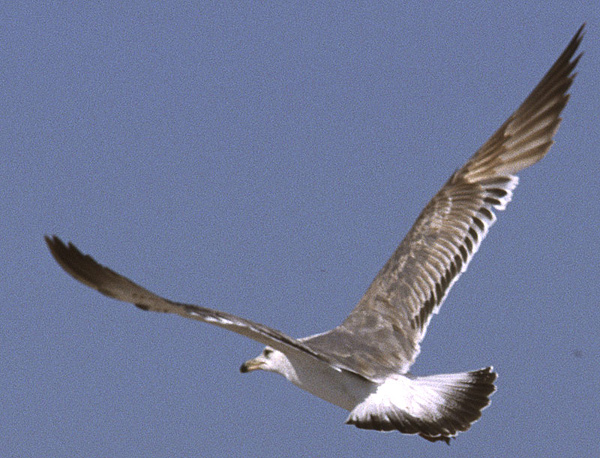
[46, 26, 582, 443]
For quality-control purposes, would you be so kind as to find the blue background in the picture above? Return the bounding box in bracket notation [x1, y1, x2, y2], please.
[2, 2, 598, 457]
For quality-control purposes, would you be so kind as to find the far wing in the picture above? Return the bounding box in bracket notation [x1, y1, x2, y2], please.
[45, 236, 356, 374]
[305, 25, 583, 378]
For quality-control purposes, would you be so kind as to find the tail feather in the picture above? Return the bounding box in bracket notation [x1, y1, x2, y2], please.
[416, 367, 497, 442]
[346, 367, 497, 443]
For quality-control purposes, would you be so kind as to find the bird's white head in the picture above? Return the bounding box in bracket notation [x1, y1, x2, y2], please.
[240, 346, 297, 381]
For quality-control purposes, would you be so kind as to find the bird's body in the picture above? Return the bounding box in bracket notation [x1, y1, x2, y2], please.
[242, 345, 372, 411]
[46, 26, 583, 443]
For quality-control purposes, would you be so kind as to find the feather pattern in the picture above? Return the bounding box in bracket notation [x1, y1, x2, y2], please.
[304, 25, 583, 378]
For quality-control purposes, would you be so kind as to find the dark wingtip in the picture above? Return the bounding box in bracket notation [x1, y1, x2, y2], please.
[45, 235, 109, 293]
[570, 23, 585, 60]
[45, 235, 71, 269]
[45, 235, 88, 274]
[44, 234, 58, 251]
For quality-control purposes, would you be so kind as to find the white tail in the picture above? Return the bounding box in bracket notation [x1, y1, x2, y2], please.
[346, 367, 497, 443]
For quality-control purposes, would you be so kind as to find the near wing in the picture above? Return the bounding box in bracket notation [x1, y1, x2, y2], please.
[304, 25, 583, 379]
[45, 236, 359, 375]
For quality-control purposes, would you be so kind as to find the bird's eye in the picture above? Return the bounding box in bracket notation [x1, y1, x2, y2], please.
[264, 349, 273, 357]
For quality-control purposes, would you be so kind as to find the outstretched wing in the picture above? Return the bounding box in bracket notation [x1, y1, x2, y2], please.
[304, 26, 583, 378]
[45, 236, 357, 374]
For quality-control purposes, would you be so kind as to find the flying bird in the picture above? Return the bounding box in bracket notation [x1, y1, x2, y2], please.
[46, 26, 583, 444]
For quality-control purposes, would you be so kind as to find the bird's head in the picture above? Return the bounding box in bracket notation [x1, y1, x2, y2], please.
[240, 346, 295, 379]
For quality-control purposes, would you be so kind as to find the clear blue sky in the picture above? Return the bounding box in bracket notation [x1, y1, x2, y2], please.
[2, 2, 598, 457]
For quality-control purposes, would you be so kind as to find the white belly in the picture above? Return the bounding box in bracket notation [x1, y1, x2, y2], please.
[283, 353, 376, 411]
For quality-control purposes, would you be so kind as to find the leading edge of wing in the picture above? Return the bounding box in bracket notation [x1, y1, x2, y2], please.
[45, 236, 361, 377]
